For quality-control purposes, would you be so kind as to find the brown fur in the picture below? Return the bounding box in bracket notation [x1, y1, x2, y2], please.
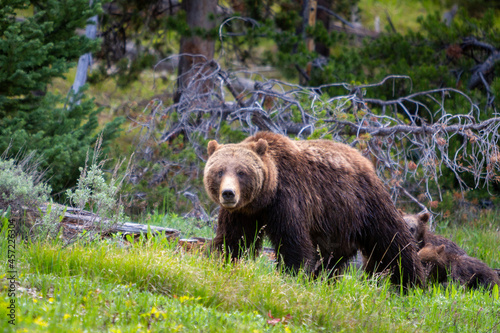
[402, 211, 467, 255]
[418, 244, 500, 290]
[204, 132, 424, 287]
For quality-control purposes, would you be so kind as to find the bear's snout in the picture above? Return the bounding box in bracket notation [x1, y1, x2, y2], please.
[219, 175, 240, 209]
[222, 189, 236, 201]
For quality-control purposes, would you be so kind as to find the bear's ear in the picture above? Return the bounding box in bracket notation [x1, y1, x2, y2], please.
[207, 140, 220, 156]
[436, 244, 445, 254]
[254, 138, 268, 156]
[419, 212, 430, 224]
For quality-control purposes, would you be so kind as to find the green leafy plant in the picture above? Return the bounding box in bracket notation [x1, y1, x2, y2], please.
[66, 138, 130, 240]
[0, 152, 51, 236]
[0, 154, 50, 212]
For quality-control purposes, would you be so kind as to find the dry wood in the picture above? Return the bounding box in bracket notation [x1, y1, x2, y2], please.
[39, 204, 181, 239]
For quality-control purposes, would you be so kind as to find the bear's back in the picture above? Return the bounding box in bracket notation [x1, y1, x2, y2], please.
[452, 254, 500, 288]
[298, 140, 374, 171]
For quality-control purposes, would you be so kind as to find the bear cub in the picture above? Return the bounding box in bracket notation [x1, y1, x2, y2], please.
[402, 211, 466, 255]
[418, 244, 500, 290]
[204, 132, 424, 287]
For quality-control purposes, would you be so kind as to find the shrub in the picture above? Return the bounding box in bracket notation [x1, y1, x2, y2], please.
[0, 152, 51, 236]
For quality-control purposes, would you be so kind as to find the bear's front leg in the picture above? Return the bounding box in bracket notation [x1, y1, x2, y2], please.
[263, 209, 317, 274]
[211, 209, 263, 260]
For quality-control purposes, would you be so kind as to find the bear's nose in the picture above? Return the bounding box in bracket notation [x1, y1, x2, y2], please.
[221, 189, 235, 201]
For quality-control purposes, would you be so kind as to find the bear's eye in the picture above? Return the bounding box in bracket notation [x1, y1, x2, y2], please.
[217, 170, 223, 178]
[237, 171, 246, 177]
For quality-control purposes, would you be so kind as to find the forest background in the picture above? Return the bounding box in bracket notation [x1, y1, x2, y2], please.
[1, 1, 500, 332]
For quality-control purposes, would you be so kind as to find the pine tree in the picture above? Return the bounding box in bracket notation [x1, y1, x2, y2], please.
[0, 0, 123, 195]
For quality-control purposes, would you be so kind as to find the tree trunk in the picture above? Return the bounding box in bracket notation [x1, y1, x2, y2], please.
[71, 0, 97, 104]
[315, 0, 331, 57]
[174, 0, 217, 103]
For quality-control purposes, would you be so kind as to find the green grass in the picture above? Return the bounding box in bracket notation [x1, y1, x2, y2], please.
[359, 0, 442, 32]
[437, 209, 500, 268]
[50, 67, 173, 117]
[1, 211, 499, 332]
[145, 212, 215, 239]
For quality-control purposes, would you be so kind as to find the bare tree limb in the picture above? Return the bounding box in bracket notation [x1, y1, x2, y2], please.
[396, 184, 431, 214]
[468, 50, 500, 90]
[326, 117, 500, 136]
[459, 37, 500, 95]
[316, 5, 355, 28]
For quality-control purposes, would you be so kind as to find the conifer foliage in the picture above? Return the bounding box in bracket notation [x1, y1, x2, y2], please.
[0, 0, 123, 194]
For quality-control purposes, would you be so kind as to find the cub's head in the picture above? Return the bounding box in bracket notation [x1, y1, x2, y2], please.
[402, 211, 430, 243]
[203, 138, 272, 212]
[417, 244, 446, 264]
[418, 244, 448, 281]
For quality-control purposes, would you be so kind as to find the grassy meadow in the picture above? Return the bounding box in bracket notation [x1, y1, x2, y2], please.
[1, 210, 499, 333]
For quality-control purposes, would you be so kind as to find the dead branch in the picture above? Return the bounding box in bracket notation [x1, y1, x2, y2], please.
[327, 117, 500, 136]
[468, 50, 500, 90]
[397, 185, 429, 212]
[458, 37, 500, 104]
[316, 5, 354, 28]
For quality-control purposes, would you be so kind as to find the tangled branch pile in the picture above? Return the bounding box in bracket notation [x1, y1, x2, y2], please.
[130, 57, 500, 213]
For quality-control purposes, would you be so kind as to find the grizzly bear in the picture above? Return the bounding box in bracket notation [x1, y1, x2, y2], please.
[418, 244, 500, 290]
[204, 132, 424, 287]
[402, 211, 466, 255]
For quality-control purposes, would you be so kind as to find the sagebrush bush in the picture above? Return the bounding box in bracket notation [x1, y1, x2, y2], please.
[0, 153, 50, 212]
[65, 140, 129, 239]
[0, 152, 52, 237]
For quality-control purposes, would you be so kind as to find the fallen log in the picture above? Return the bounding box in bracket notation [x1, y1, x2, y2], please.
[39, 204, 181, 239]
